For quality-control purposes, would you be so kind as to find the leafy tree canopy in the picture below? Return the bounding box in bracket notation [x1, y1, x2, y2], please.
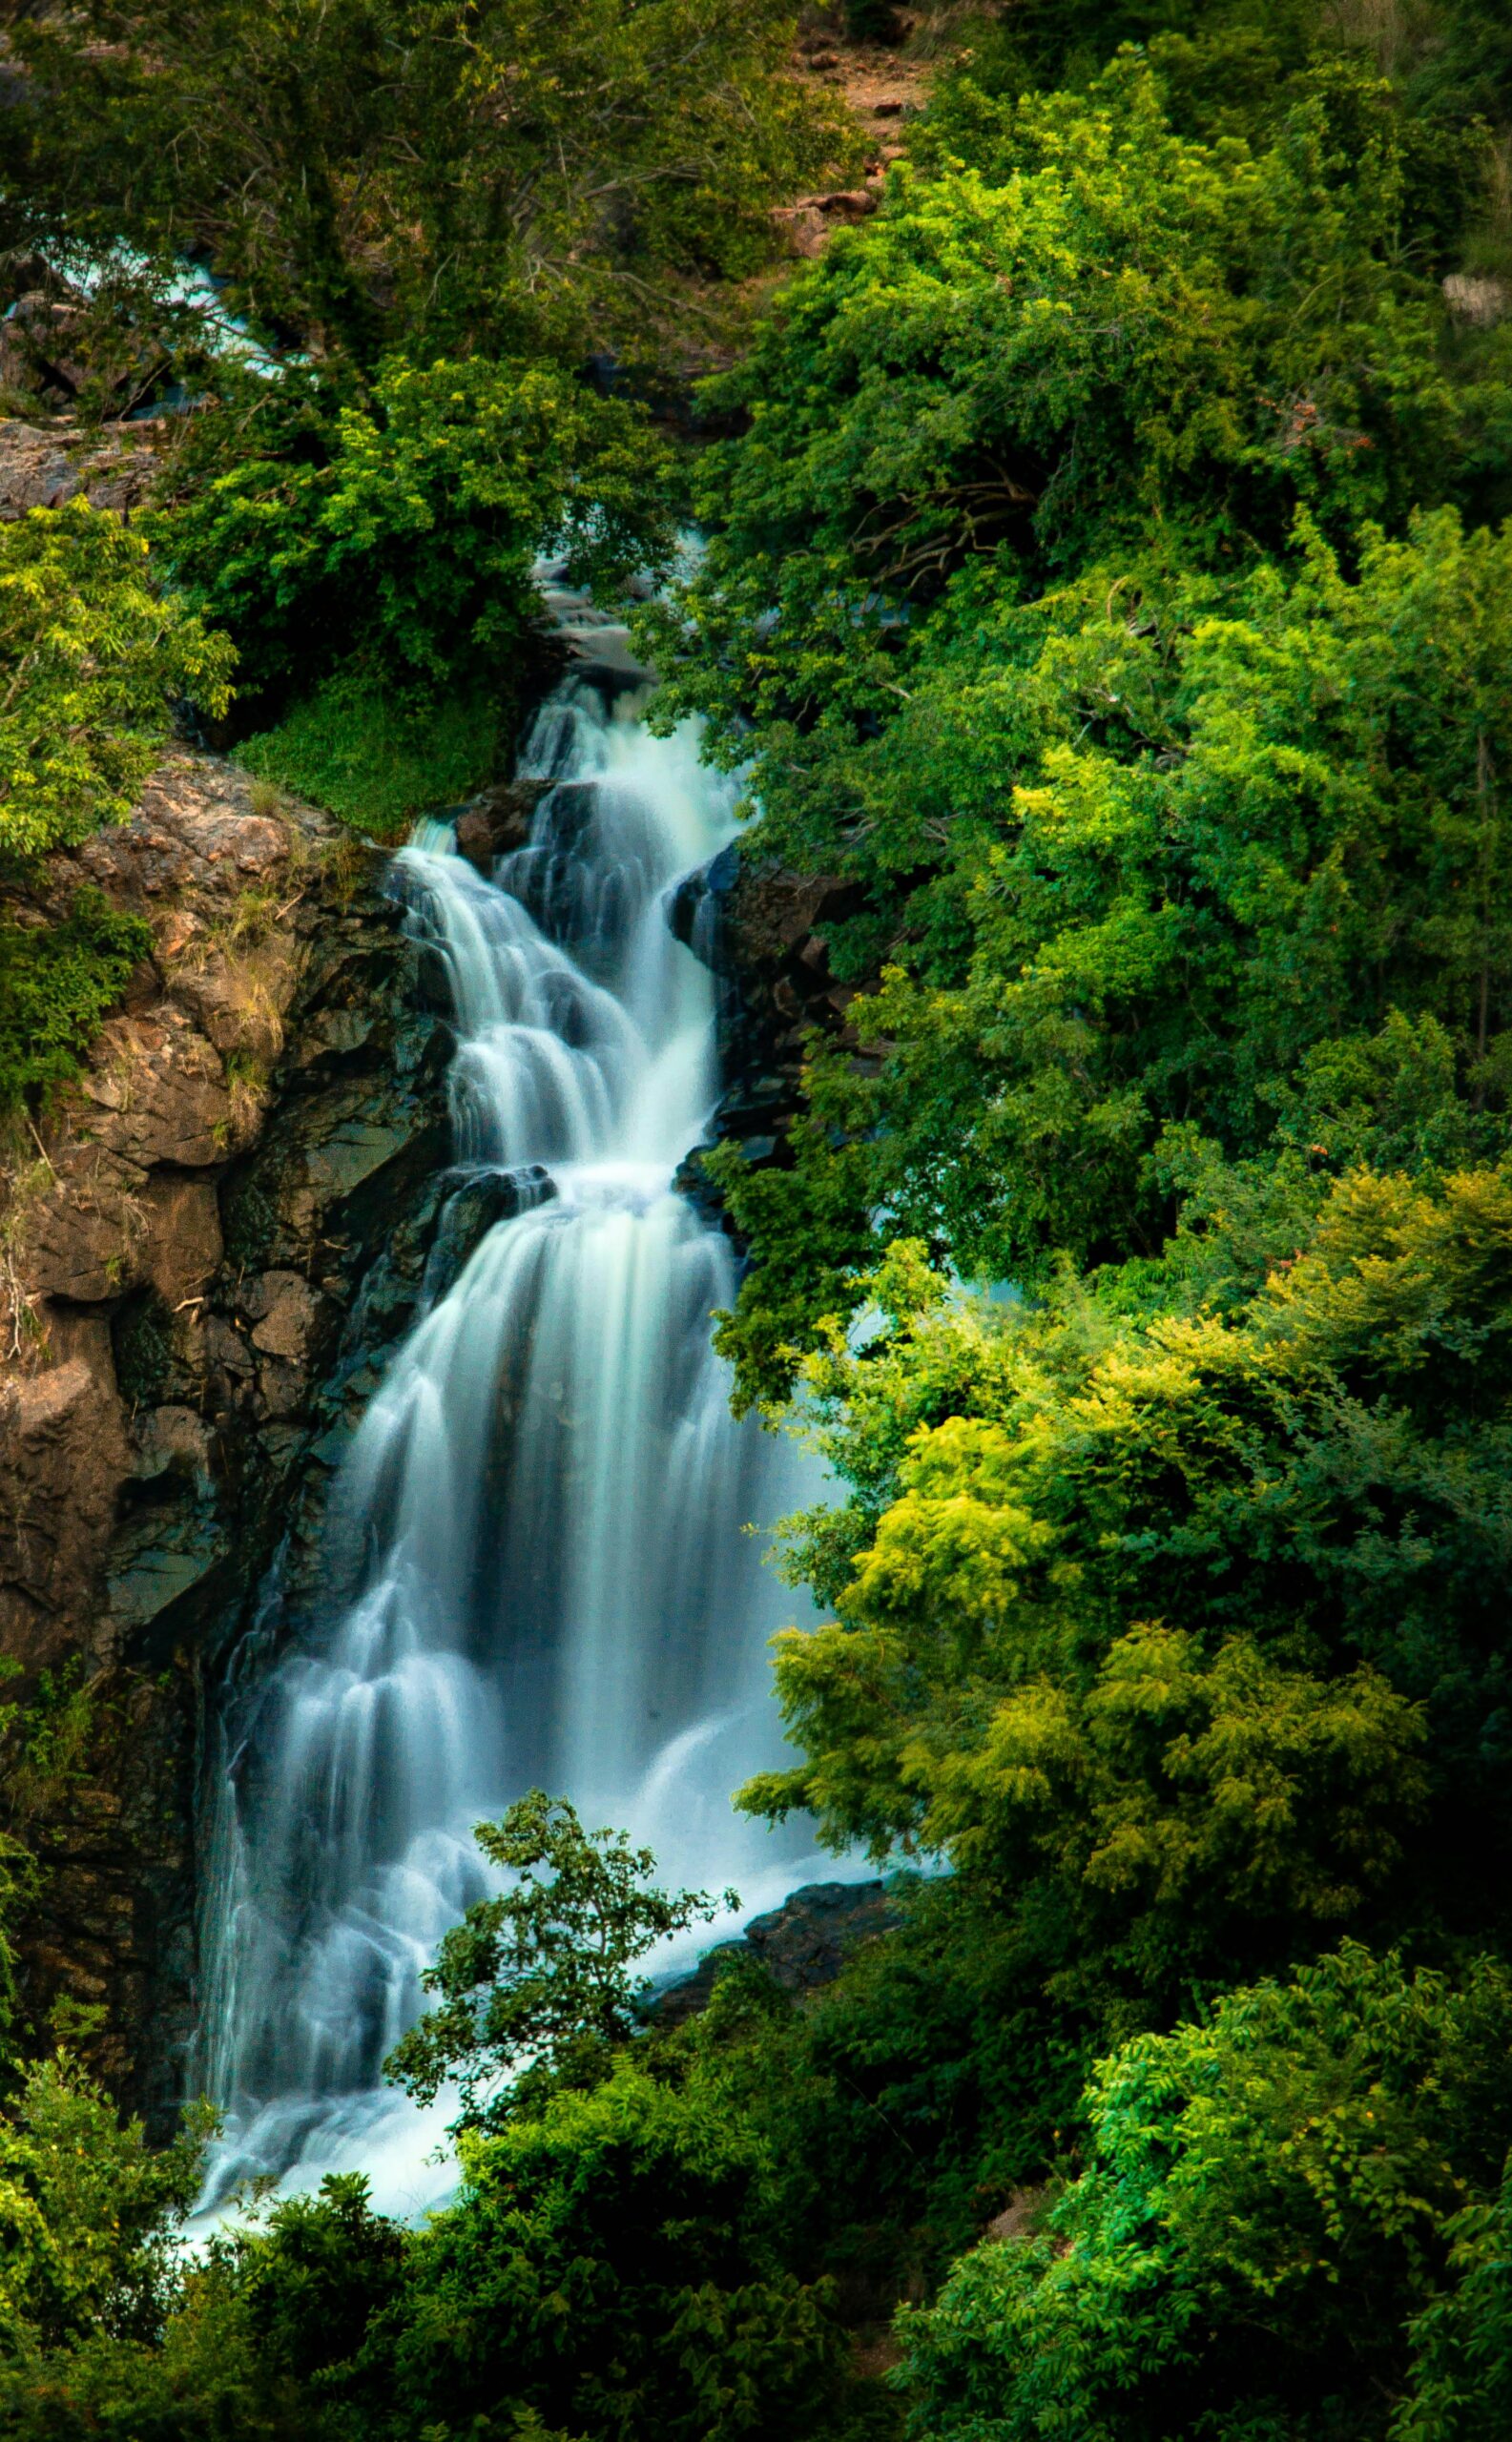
[0, 892, 152, 1119]
[898, 1944, 1512, 2442]
[652, 52, 1503, 758]
[155, 353, 676, 709]
[741, 1164, 1512, 2020]
[641, 47, 1512, 1405]
[0, 0, 854, 374]
[693, 504, 1512, 1404]
[384, 1790, 735, 2129]
[0, 500, 233, 865]
[378, 2060, 851, 2442]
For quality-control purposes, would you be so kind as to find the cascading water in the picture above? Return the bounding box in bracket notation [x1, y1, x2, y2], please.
[197, 645, 838, 2217]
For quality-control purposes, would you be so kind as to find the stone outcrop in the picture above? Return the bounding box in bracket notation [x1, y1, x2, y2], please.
[0, 750, 451, 2121]
[649, 1878, 899, 2027]
[450, 778, 547, 873]
[0, 415, 160, 519]
[669, 845, 872, 1195]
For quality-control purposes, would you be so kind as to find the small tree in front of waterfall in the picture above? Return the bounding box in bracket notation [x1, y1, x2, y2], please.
[385, 1790, 735, 2131]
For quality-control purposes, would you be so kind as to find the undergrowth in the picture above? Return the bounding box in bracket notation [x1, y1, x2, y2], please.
[235, 673, 500, 842]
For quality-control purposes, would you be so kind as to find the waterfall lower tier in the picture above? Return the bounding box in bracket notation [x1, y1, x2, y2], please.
[196, 660, 840, 2218]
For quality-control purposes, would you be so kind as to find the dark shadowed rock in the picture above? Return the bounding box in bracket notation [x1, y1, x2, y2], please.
[745, 1877, 899, 1988]
[667, 841, 740, 967]
[648, 1879, 898, 2027]
[422, 1166, 556, 1306]
[665, 844, 876, 1216]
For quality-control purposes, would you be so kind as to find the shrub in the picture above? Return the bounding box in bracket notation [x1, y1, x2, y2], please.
[381, 2059, 852, 2442]
[159, 354, 674, 710]
[0, 892, 152, 1118]
[0, 502, 233, 865]
[235, 675, 498, 841]
[897, 1946, 1512, 2442]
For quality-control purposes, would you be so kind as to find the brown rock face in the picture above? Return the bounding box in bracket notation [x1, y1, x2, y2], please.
[452, 779, 546, 873]
[0, 417, 160, 520]
[0, 1336, 132, 1678]
[247, 1272, 326, 1361]
[0, 747, 450, 2124]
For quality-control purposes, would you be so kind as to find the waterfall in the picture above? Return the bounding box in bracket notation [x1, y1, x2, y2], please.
[197, 655, 837, 2218]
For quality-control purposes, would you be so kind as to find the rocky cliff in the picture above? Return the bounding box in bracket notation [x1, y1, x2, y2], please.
[0, 752, 449, 2123]
[669, 845, 875, 1192]
[0, 712, 863, 2131]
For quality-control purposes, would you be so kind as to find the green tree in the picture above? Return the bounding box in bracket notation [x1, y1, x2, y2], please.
[652, 52, 1479, 776]
[1, 0, 852, 373]
[897, 1945, 1512, 2442]
[740, 1164, 1512, 2018]
[385, 1790, 735, 2129]
[639, 47, 1512, 1406]
[696, 509, 1512, 1405]
[1396, 2160, 1512, 2441]
[155, 352, 675, 711]
[0, 2054, 209, 2366]
[375, 2059, 852, 2442]
[0, 500, 233, 865]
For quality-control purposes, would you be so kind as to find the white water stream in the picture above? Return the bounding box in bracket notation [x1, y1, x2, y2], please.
[197, 645, 836, 2217]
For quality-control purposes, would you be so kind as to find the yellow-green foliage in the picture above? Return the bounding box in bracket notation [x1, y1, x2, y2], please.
[0, 2054, 207, 2365]
[0, 502, 233, 865]
[744, 1166, 1512, 2011]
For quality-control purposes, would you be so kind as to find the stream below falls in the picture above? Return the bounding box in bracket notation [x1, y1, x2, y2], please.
[195, 629, 841, 2218]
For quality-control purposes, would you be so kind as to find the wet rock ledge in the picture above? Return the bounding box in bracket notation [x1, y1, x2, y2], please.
[650, 1879, 900, 2028]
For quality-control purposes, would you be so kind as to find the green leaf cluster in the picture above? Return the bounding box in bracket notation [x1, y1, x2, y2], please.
[898, 1944, 1512, 2442]
[0, 892, 152, 1119]
[641, 44, 1512, 1405]
[0, 2054, 209, 2370]
[715, 508, 1512, 1399]
[741, 1164, 1512, 2019]
[652, 50, 1496, 752]
[372, 2062, 850, 2442]
[384, 1790, 733, 2130]
[155, 354, 676, 711]
[234, 673, 501, 841]
[1, 0, 853, 371]
[0, 500, 233, 866]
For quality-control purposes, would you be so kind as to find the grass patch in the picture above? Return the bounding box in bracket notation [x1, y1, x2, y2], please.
[235, 673, 499, 841]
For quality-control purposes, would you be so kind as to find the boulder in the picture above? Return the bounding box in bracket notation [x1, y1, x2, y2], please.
[667, 841, 740, 967]
[0, 416, 159, 519]
[247, 1272, 327, 1364]
[450, 779, 546, 873]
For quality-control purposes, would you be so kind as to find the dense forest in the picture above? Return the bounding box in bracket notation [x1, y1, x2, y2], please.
[1, 0, 1512, 2434]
